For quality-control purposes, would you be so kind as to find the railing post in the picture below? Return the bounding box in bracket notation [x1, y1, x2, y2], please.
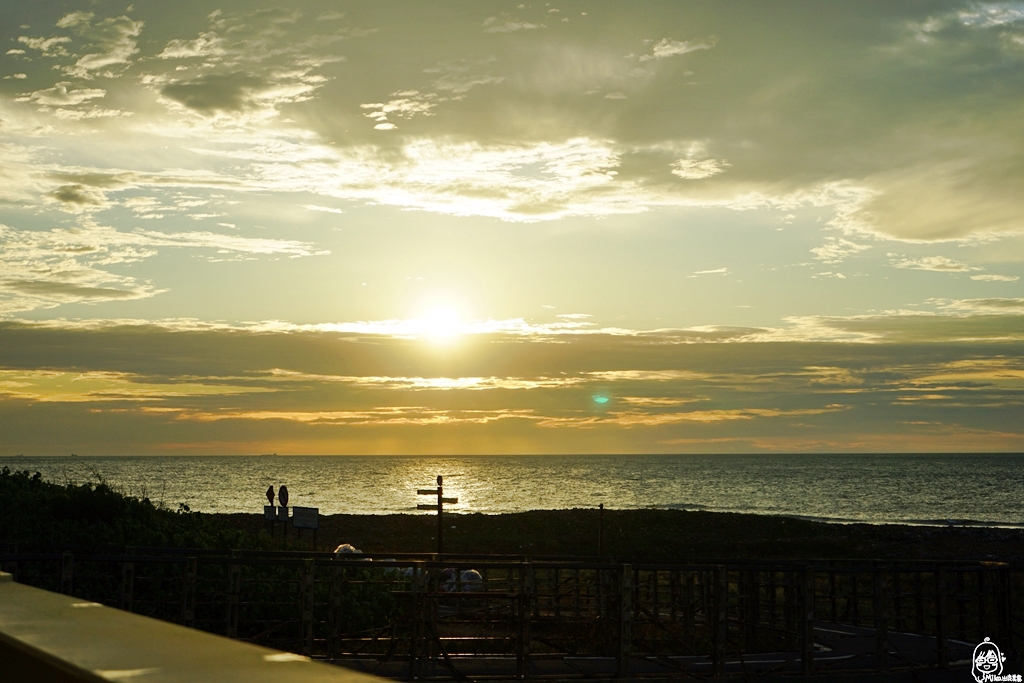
[328, 565, 343, 660]
[60, 552, 73, 596]
[997, 567, 1012, 653]
[712, 566, 727, 678]
[978, 569, 988, 639]
[410, 561, 423, 681]
[517, 562, 532, 680]
[226, 562, 241, 638]
[617, 564, 632, 678]
[893, 569, 903, 632]
[301, 558, 315, 656]
[829, 570, 837, 622]
[801, 565, 815, 675]
[873, 564, 888, 671]
[784, 570, 796, 648]
[745, 569, 760, 651]
[956, 571, 967, 641]
[120, 559, 135, 613]
[683, 571, 694, 643]
[915, 571, 926, 633]
[936, 568, 948, 668]
[183, 556, 197, 628]
[851, 568, 860, 626]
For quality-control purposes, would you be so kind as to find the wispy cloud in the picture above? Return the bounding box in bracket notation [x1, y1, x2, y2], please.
[971, 274, 1019, 282]
[0, 224, 328, 313]
[671, 158, 729, 180]
[16, 84, 106, 107]
[639, 37, 717, 62]
[482, 15, 545, 33]
[889, 255, 982, 272]
[812, 237, 871, 264]
[54, 11, 144, 78]
[1, 310, 1023, 453]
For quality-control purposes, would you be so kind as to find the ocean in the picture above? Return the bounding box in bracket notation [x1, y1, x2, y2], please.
[1, 453, 1022, 527]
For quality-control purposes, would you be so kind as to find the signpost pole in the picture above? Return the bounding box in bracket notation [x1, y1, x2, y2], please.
[417, 476, 458, 557]
[437, 476, 444, 556]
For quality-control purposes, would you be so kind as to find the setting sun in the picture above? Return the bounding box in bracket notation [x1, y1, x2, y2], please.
[415, 306, 464, 344]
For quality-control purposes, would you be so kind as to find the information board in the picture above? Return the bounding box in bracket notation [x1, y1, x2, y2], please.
[292, 506, 319, 530]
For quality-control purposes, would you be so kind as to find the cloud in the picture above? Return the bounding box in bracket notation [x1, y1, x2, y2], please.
[3, 2, 1024, 246]
[49, 184, 109, 209]
[161, 72, 268, 113]
[427, 59, 505, 94]
[157, 32, 225, 59]
[16, 84, 107, 107]
[136, 6, 360, 123]
[639, 37, 717, 61]
[17, 35, 72, 56]
[889, 255, 982, 272]
[0, 224, 328, 313]
[360, 91, 439, 128]
[60, 13, 144, 77]
[304, 204, 344, 214]
[182, 407, 538, 427]
[955, 2, 1024, 28]
[358, 60, 505, 131]
[0, 301, 1022, 453]
[55, 11, 95, 29]
[482, 16, 545, 33]
[930, 297, 1024, 315]
[811, 237, 871, 264]
[971, 274, 1020, 282]
[552, 404, 848, 428]
[265, 369, 583, 391]
[0, 369, 271, 404]
[671, 158, 729, 179]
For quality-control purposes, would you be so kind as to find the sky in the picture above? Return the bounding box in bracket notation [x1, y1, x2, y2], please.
[0, 0, 1023, 455]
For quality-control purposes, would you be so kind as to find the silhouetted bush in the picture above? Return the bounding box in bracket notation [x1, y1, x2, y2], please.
[0, 466, 260, 551]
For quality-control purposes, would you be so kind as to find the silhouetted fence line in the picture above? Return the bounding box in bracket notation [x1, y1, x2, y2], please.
[1, 546, 1019, 679]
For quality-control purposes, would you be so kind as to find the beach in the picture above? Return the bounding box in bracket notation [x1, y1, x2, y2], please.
[216, 508, 1024, 564]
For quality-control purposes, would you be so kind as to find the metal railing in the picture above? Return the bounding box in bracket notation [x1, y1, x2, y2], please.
[1, 546, 1017, 679]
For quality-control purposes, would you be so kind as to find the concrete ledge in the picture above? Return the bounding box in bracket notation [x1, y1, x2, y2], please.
[0, 571, 385, 683]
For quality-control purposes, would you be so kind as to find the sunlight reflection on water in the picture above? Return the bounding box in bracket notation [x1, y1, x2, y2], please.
[3, 454, 1024, 526]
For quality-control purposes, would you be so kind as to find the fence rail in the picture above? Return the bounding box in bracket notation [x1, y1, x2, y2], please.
[1, 547, 1019, 679]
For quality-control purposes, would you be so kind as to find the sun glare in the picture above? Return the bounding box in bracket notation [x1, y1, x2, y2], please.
[416, 306, 464, 343]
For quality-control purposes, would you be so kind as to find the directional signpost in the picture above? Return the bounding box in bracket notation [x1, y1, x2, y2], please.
[417, 475, 457, 555]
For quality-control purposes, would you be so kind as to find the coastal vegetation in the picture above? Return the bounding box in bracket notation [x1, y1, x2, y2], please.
[0, 466, 262, 550]
[4, 466, 1023, 564]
